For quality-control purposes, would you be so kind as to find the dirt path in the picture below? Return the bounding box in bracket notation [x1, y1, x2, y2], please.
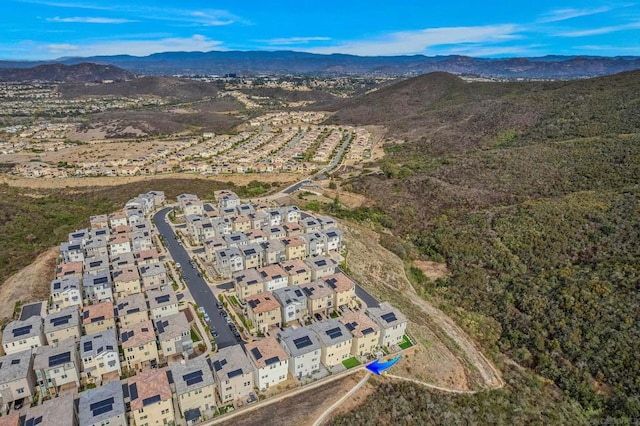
[313, 373, 370, 426]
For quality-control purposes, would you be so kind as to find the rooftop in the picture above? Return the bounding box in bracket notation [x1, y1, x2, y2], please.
[0, 349, 33, 384]
[82, 301, 115, 324]
[128, 368, 172, 411]
[55, 261, 83, 278]
[300, 280, 333, 300]
[211, 345, 254, 382]
[80, 328, 118, 358]
[78, 380, 126, 424]
[278, 327, 321, 358]
[21, 392, 75, 426]
[138, 262, 166, 277]
[366, 302, 407, 329]
[246, 292, 281, 314]
[272, 285, 307, 307]
[233, 268, 263, 288]
[281, 258, 311, 276]
[171, 357, 214, 395]
[2, 315, 42, 344]
[323, 272, 356, 293]
[309, 319, 352, 347]
[257, 264, 287, 282]
[338, 311, 380, 338]
[112, 267, 140, 283]
[50, 275, 80, 293]
[33, 339, 77, 370]
[147, 287, 178, 309]
[120, 319, 155, 348]
[154, 312, 190, 340]
[44, 306, 79, 333]
[116, 292, 147, 316]
[245, 336, 288, 369]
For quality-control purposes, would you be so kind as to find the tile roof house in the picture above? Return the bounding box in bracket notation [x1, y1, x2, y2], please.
[154, 312, 193, 359]
[300, 280, 334, 317]
[44, 306, 81, 346]
[0, 350, 36, 412]
[78, 380, 126, 426]
[20, 392, 78, 426]
[55, 261, 83, 279]
[111, 266, 142, 298]
[147, 287, 179, 319]
[257, 264, 288, 292]
[171, 357, 216, 424]
[366, 303, 408, 348]
[281, 258, 312, 286]
[309, 319, 353, 367]
[2, 316, 45, 355]
[245, 292, 282, 333]
[82, 301, 116, 335]
[233, 268, 265, 303]
[211, 345, 255, 404]
[272, 286, 308, 326]
[127, 368, 174, 426]
[246, 336, 289, 390]
[115, 292, 149, 328]
[278, 327, 322, 379]
[339, 311, 381, 357]
[80, 329, 121, 384]
[282, 236, 308, 260]
[323, 272, 357, 310]
[120, 319, 158, 371]
[33, 339, 81, 396]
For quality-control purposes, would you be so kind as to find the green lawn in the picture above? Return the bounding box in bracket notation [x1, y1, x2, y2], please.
[229, 295, 239, 307]
[190, 328, 201, 342]
[342, 357, 361, 369]
[399, 334, 413, 350]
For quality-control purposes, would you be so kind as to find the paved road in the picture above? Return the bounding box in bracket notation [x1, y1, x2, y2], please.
[354, 283, 379, 308]
[154, 207, 238, 349]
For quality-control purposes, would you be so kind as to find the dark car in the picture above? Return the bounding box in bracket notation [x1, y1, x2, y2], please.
[216, 302, 222, 309]
[220, 310, 228, 317]
[14, 398, 24, 410]
[314, 313, 322, 321]
[211, 328, 218, 337]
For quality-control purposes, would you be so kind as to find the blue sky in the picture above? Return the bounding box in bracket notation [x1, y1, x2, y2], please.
[2, 1, 640, 60]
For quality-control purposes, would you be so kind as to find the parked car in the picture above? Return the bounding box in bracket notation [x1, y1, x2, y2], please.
[204, 313, 210, 322]
[211, 328, 218, 337]
[216, 302, 223, 309]
[197, 307, 205, 314]
[314, 313, 322, 321]
[225, 316, 232, 324]
[220, 310, 228, 317]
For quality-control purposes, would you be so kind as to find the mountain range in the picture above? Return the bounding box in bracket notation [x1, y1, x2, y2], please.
[1, 51, 640, 79]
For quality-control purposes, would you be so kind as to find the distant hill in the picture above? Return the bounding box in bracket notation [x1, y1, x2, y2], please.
[0, 62, 134, 82]
[58, 76, 219, 101]
[1, 51, 639, 79]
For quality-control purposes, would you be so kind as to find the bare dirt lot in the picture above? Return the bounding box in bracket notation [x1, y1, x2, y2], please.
[226, 372, 367, 426]
[0, 246, 57, 321]
[413, 259, 449, 280]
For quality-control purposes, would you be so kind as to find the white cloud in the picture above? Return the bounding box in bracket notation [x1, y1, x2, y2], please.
[557, 21, 640, 37]
[537, 7, 612, 23]
[304, 25, 521, 56]
[39, 34, 225, 57]
[188, 10, 236, 26]
[17, 0, 113, 10]
[47, 16, 134, 24]
[260, 36, 331, 45]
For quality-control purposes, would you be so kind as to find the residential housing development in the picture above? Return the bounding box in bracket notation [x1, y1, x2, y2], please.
[0, 189, 409, 424]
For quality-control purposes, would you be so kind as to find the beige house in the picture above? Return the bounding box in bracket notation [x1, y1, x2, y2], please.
[108, 233, 131, 258]
[232, 215, 252, 232]
[233, 268, 264, 303]
[116, 292, 149, 328]
[138, 262, 168, 291]
[82, 301, 116, 335]
[78, 381, 127, 426]
[300, 280, 334, 317]
[44, 307, 81, 346]
[282, 236, 307, 260]
[171, 357, 216, 424]
[2, 316, 45, 355]
[120, 319, 159, 371]
[339, 311, 381, 357]
[304, 255, 338, 280]
[366, 303, 408, 348]
[49, 275, 82, 311]
[211, 345, 255, 404]
[127, 369, 174, 426]
[21, 393, 78, 426]
[147, 287, 179, 319]
[111, 267, 141, 299]
[323, 272, 357, 310]
[281, 258, 312, 286]
[80, 329, 121, 384]
[55, 261, 83, 279]
[309, 320, 353, 367]
[246, 337, 289, 390]
[155, 312, 193, 360]
[245, 292, 282, 333]
[33, 340, 81, 396]
[0, 350, 36, 412]
[257, 263, 288, 292]
[134, 249, 160, 266]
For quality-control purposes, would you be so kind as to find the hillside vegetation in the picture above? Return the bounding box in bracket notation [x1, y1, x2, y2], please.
[330, 71, 640, 422]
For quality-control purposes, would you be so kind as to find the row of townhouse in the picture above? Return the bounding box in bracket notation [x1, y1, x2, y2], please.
[238, 271, 358, 333]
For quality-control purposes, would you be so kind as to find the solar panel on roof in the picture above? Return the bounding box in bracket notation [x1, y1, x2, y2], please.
[11, 359, 20, 365]
[91, 316, 105, 323]
[183, 371, 204, 386]
[265, 356, 280, 365]
[362, 327, 375, 335]
[96, 346, 104, 354]
[106, 345, 113, 350]
[326, 278, 337, 289]
[381, 312, 397, 323]
[316, 260, 327, 267]
[50, 314, 72, 327]
[83, 341, 93, 352]
[212, 360, 223, 371]
[53, 282, 61, 290]
[141, 327, 149, 332]
[156, 294, 170, 304]
[12, 325, 33, 337]
[94, 276, 108, 285]
[156, 321, 167, 333]
[83, 311, 89, 319]
[25, 416, 43, 426]
[48, 352, 71, 367]
[326, 327, 343, 339]
[293, 336, 313, 350]
[129, 383, 138, 400]
[89, 261, 100, 267]
[345, 322, 356, 332]
[227, 368, 243, 378]
[142, 395, 161, 406]
[90, 397, 115, 417]
[250, 347, 262, 360]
